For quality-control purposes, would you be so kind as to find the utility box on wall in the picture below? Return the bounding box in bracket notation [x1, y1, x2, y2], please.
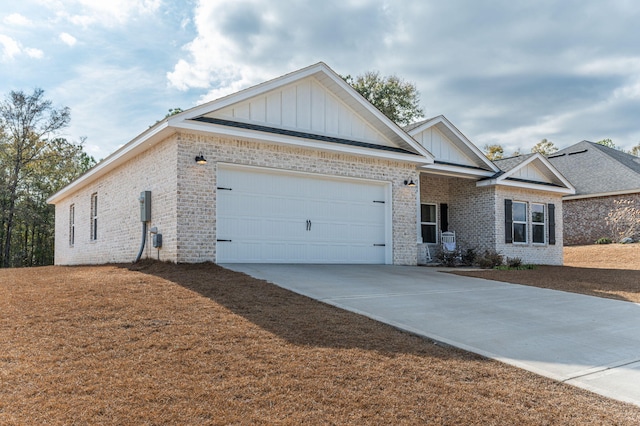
[140, 191, 151, 222]
[153, 233, 162, 248]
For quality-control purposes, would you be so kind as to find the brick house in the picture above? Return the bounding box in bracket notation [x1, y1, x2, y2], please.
[547, 141, 640, 245]
[47, 62, 574, 266]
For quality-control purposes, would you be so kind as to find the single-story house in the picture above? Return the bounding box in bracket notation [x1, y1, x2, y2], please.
[47, 62, 575, 266]
[547, 141, 640, 245]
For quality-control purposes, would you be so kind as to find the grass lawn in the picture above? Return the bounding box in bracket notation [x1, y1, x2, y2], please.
[1, 245, 639, 424]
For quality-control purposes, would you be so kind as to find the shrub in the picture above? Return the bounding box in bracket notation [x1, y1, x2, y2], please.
[460, 248, 477, 266]
[506, 257, 522, 268]
[595, 237, 612, 245]
[436, 248, 460, 267]
[475, 250, 504, 269]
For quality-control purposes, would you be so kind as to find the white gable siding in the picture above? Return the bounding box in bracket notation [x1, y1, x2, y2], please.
[414, 127, 475, 166]
[511, 162, 553, 184]
[208, 77, 396, 147]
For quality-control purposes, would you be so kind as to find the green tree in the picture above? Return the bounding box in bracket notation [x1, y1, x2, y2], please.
[597, 138, 616, 149]
[531, 138, 558, 155]
[344, 72, 424, 125]
[483, 144, 504, 160]
[0, 89, 94, 267]
[629, 143, 640, 157]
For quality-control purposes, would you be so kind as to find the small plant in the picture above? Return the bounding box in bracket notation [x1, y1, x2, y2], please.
[475, 249, 504, 269]
[460, 248, 477, 266]
[506, 257, 522, 268]
[595, 237, 612, 245]
[436, 248, 461, 267]
[495, 263, 537, 271]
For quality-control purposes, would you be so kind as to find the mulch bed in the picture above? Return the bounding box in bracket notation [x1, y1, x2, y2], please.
[1, 259, 639, 424]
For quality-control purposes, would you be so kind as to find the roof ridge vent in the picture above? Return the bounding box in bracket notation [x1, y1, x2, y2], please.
[568, 149, 588, 156]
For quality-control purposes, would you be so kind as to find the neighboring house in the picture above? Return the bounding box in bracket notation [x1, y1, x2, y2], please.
[47, 62, 574, 266]
[547, 141, 640, 245]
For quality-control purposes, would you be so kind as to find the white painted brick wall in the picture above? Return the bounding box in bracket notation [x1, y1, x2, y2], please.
[53, 137, 178, 265]
[54, 132, 419, 265]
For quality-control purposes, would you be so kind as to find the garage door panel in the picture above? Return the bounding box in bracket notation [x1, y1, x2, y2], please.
[217, 166, 389, 263]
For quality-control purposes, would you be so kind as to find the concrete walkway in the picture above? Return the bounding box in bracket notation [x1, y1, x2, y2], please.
[223, 264, 640, 407]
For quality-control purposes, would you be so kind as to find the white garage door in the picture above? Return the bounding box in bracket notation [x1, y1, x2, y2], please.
[216, 165, 390, 263]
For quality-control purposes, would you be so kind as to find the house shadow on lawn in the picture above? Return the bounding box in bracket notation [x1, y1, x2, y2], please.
[122, 260, 471, 357]
[451, 265, 640, 304]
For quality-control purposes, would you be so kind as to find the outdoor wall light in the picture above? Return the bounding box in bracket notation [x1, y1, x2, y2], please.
[195, 153, 207, 165]
[404, 179, 416, 187]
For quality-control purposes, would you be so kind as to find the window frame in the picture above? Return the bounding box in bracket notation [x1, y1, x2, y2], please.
[420, 203, 438, 244]
[531, 203, 546, 245]
[512, 201, 528, 244]
[90, 193, 98, 241]
[69, 204, 75, 247]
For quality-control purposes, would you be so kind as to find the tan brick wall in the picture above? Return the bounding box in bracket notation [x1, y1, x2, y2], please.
[563, 193, 640, 245]
[176, 132, 419, 265]
[495, 187, 565, 265]
[55, 131, 420, 265]
[53, 137, 178, 265]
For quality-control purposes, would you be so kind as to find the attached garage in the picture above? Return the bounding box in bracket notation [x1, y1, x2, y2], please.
[216, 164, 392, 264]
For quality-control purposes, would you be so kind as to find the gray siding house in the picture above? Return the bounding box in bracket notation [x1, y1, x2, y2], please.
[548, 141, 640, 245]
[47, 63, 574, 265]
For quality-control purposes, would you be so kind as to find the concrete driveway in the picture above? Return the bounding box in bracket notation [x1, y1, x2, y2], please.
[223, 264, 640, 407]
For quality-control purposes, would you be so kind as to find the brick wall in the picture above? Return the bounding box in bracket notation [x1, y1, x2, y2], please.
[176, 132, 419, 265]
[53, 137, 178, 265]
[494, 187, 565, 265]
[563, 193, 640, 245]
[54, 131, 420, 265]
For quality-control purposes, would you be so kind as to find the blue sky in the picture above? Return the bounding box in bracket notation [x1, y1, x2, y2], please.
[2, 0, 640, 160]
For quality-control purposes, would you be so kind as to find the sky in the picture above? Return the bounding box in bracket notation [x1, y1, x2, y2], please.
[2, 0, 640, 160]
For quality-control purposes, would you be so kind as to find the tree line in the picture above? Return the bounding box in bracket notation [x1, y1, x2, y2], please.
[0, 89, 95, 268]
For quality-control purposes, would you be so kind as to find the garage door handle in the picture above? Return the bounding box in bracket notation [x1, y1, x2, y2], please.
[373, 244, 386, 247]
[217, 239, 232, 242]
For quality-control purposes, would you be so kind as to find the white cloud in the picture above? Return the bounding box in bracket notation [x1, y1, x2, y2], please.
[0, 34, 42, 61]
[3, 13, 33, 26]
[0, 34, 22, 60]
[59, 32, 77, 47]
[24, 47, 44, 59]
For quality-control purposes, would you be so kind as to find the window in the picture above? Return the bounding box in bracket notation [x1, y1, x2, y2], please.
[532, 203, 545, 244]
[90, 193, 98, 241]
[512, 201, 527, 243]
[421, 203, 437, 244]
[69, 204, 75, 246]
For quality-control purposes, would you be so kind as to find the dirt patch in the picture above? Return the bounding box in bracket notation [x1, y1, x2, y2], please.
[452, 244, 640, 303]
[1, 259, 639, 424]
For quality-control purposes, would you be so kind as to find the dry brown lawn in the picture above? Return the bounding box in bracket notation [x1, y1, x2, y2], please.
[453, 244, 640, 303]
[1, 245, 639, 424]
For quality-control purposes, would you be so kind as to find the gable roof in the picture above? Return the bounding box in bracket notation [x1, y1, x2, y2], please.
[547, 140, 640, 199]
[478, 153, 575, 194]
[405, 115, 499, 178]
[48, 62, 434, 204]
[174, 62, 435, 162]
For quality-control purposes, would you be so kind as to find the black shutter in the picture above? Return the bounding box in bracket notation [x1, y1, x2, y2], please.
[505, 199, 513, 244]
[440, 203, 449, 232]
[548, 203, 556, 245]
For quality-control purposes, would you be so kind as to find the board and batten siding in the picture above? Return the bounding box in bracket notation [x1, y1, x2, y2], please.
[208, 77, 397, 148]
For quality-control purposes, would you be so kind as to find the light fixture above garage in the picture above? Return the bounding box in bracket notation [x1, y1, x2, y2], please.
[195, 152, 207, 165]
[404, 179, 416, 187]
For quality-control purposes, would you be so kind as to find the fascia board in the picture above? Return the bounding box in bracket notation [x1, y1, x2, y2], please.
[420, 163, 495, 179]
[173, 120, 433, 164]
[408, 115, 498, 172]
[564, 188, 640, 200]
[499, 153, 575, 192]
[47, 123, 173, 204]
[476, 178, 576, 194]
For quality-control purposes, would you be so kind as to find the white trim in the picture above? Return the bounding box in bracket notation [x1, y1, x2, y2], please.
[407, 115, 499, 172]
[564, 188, 640, 200]
[420, 163, 495, 179]
[497, 153, 575, 192]
[476, 178, 576, 194]
[174, 120, 432, 165]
